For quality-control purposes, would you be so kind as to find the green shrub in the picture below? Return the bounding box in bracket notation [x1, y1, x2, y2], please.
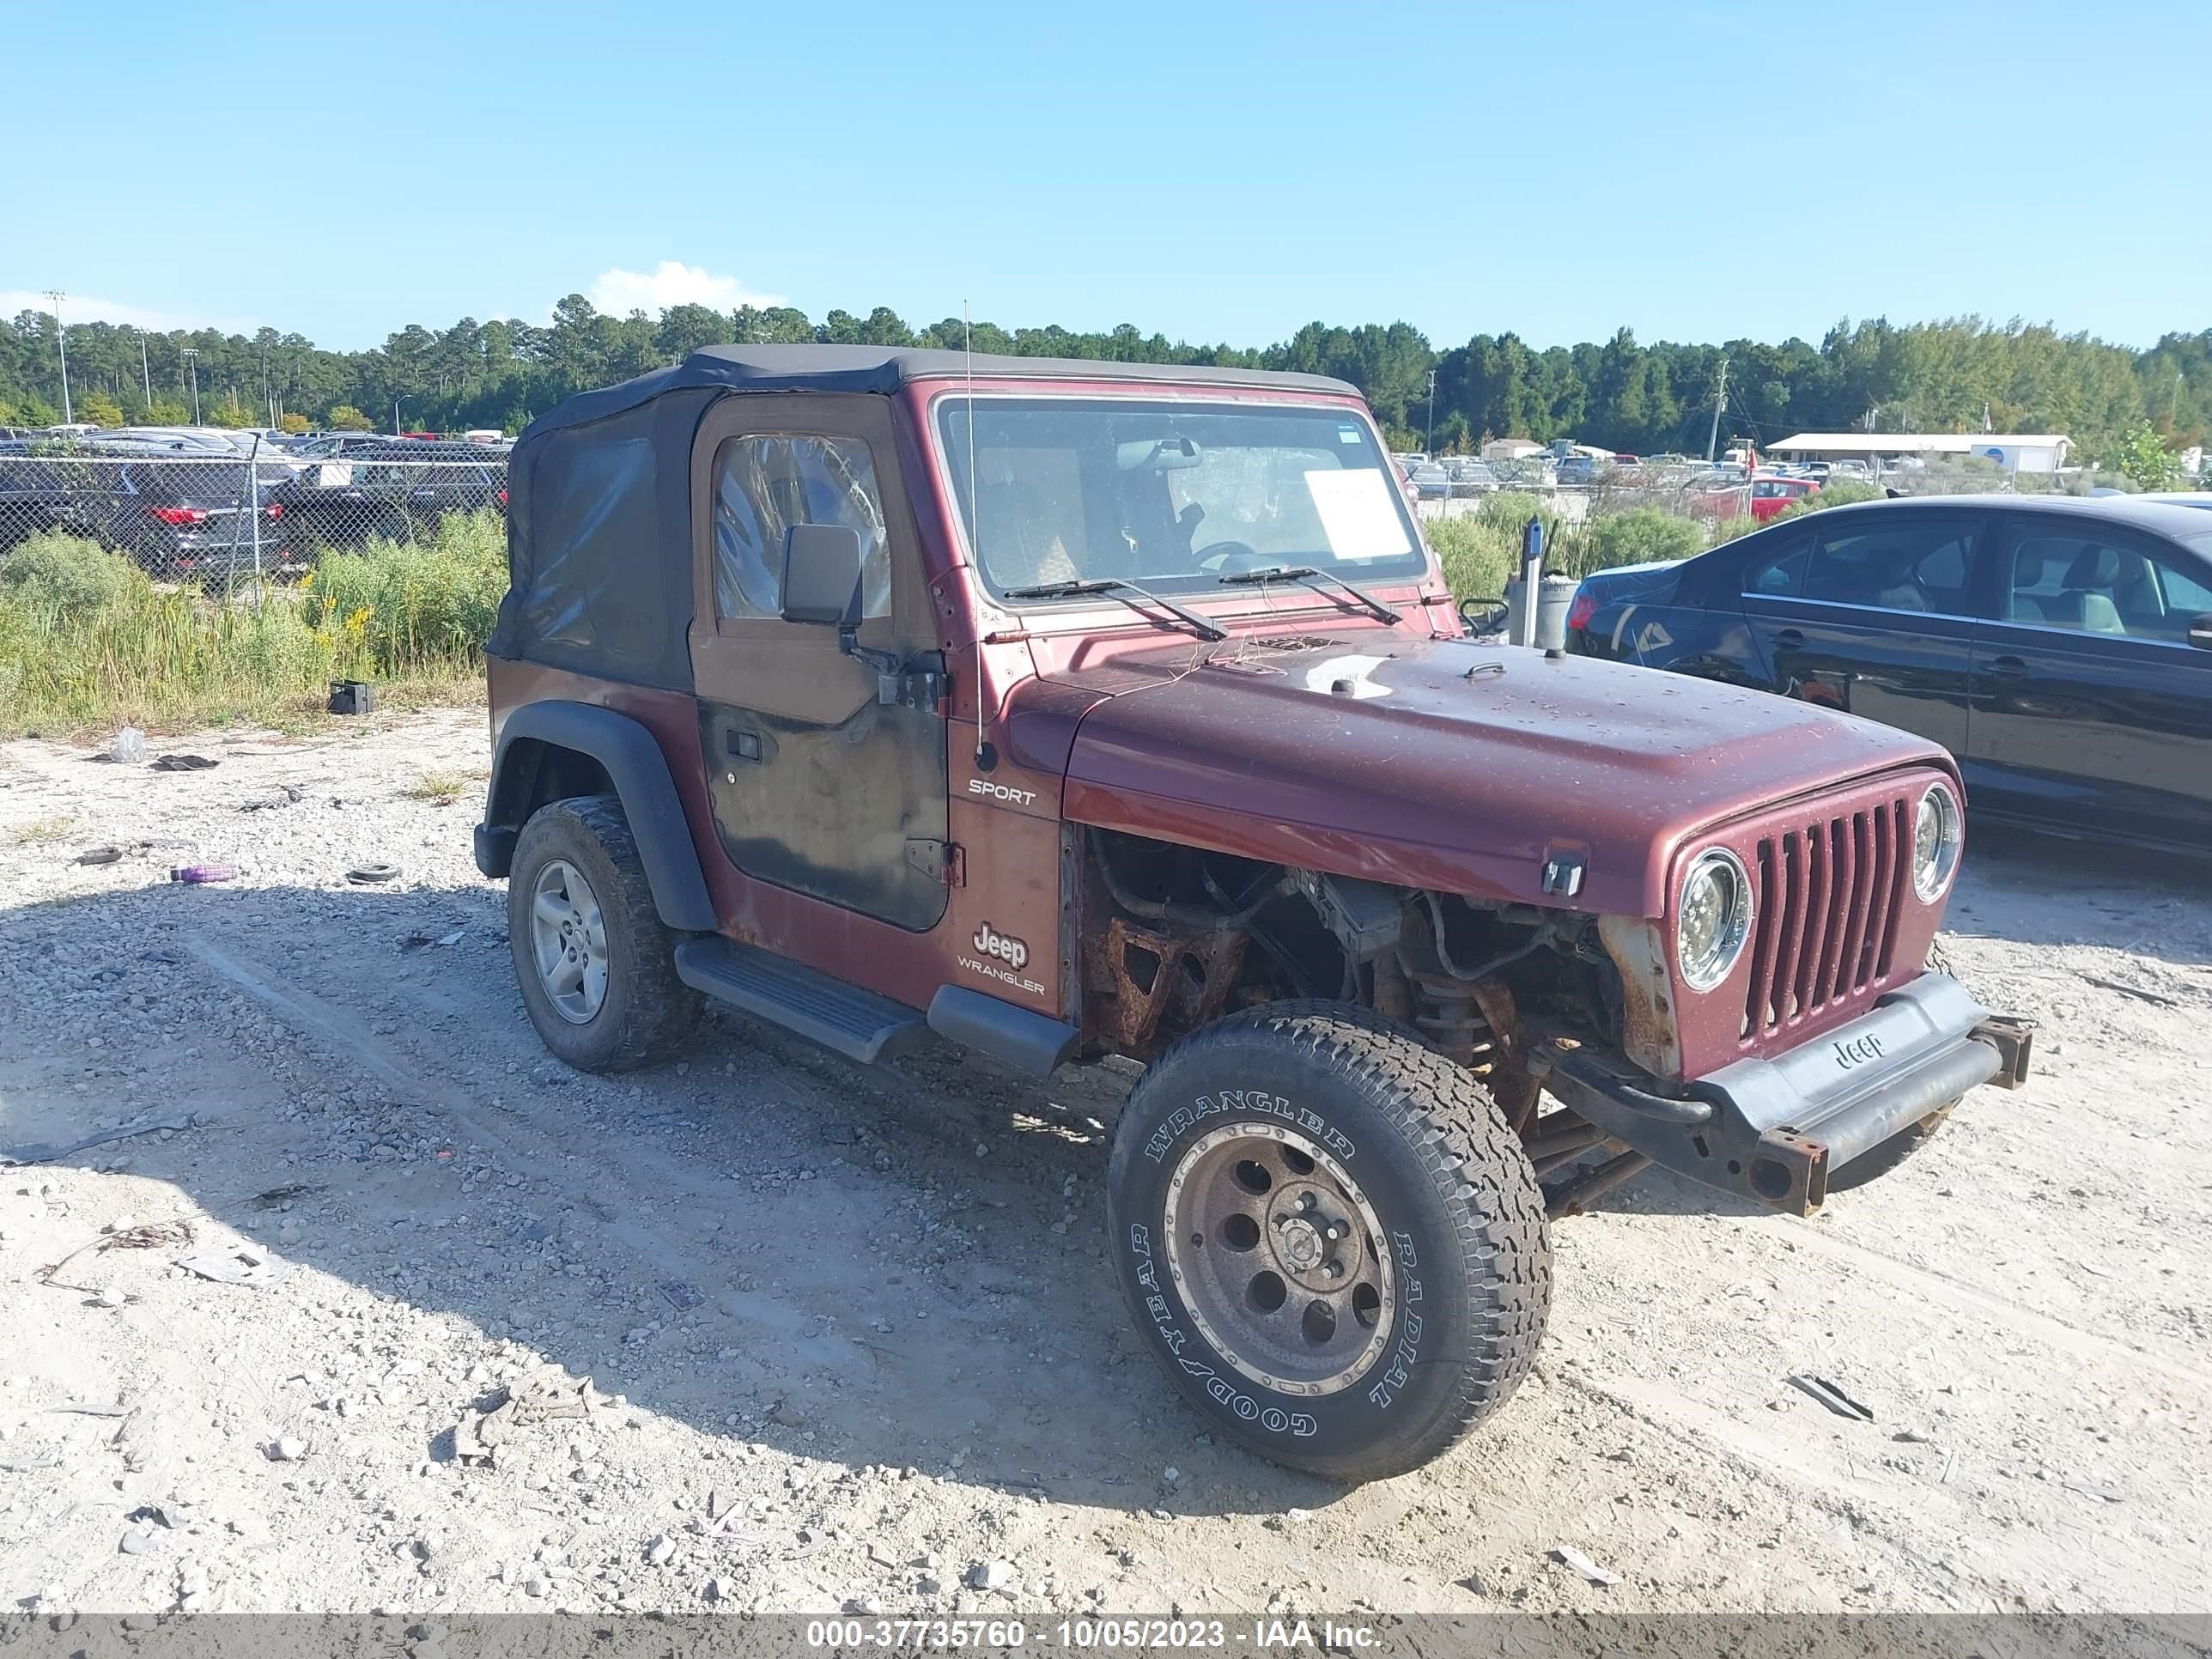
[2112, 423, 2183, 491]
[0, 531, 145, 621]
[1584, 507, 1705, 571]
[303, 508, 507, 674]
[1425, 514, 1520, 601]
[1472, 490, 1571, 552]
[1807, 479, 1887, 509]
[1771, 478, 1888, 523]
[0, 514, 506, 734]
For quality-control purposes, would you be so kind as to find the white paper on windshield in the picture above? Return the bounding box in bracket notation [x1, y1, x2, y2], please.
[1303, 468, 1413, 562]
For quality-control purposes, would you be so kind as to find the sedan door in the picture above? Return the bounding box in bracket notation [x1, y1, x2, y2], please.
[1737, 509, 1988, 753]
[1966, 514, 2212, 848]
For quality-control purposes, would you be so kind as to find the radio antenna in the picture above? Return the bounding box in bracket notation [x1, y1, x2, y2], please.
[963, 299, 979, 572]
[964, 301, 993, 768]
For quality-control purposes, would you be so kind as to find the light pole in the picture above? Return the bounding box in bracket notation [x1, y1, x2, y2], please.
[1425, 368, 1437, 459]
[140, 337, 153, 410]
[45, 291, 71, 424]
[1705, 356, 1729, 463]
[393, 395, 410, 435]
[181, 348, 202, 424]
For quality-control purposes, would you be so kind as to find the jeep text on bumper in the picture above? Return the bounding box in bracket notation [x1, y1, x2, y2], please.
[1540, 971, 2033, 1213]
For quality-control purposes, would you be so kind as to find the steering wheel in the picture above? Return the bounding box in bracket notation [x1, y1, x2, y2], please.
[1194, 540, 1271, 574]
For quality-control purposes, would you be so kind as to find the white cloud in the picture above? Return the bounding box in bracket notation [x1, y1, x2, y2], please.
[0, 289, 236, 331]
[581, 261, 783, 318]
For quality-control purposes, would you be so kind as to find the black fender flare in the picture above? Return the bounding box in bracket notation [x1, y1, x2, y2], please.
[479, 700, 717, 933]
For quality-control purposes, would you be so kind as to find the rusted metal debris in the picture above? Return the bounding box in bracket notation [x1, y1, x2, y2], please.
[1083, 915, 1246, 1054]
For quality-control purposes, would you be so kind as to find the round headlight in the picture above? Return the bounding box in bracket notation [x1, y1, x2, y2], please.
[1678, 848, 1753, 993]
[1913, 782, 1963, 901]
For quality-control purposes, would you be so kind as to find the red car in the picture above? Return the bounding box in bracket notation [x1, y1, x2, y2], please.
[1749, 473, 1820, 523]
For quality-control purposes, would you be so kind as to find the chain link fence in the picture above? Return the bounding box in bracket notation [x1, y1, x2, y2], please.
[0, 438, 507, 594]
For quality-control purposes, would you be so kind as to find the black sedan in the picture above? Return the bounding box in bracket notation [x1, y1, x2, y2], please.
[270, 439, 505, 549]
[1568, 495, 2212, 853]
[0, 449, 75, 551]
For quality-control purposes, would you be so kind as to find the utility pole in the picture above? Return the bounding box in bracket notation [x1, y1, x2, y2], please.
[45, 291, 71, 424]
[181, 349, 201, 424]
[1983, 400, 1991, 434]
[140, 337, 153, 410]
[1705, 356, 1729, 462]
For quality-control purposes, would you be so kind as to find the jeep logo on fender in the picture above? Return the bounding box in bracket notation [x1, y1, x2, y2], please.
[1833, 1032, 1886, 1069]
[973, 922, 1029, 973]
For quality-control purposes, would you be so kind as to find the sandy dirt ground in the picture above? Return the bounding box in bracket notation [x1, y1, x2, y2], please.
[1, 708, 2207, 1625]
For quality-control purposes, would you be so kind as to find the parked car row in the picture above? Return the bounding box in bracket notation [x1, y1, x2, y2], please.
[0, 435, 507, 585]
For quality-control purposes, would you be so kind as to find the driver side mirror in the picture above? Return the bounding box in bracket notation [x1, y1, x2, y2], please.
[2191, 613, 2212, 651]
[1458, 595, 1507, 635]
[780, 523, 864, 626]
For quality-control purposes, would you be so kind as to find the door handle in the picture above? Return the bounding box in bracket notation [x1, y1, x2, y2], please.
[725, 729, 763, 763]
[1986, 655, 2027, 678]
[1775, 628, 1805, 650]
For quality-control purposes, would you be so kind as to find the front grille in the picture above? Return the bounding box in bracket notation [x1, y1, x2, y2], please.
[1741, 793, 1911, 1038]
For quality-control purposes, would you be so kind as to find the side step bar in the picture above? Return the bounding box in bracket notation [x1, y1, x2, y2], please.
[672, 939, 1083, 1077]
[674, 938, 927, 1066]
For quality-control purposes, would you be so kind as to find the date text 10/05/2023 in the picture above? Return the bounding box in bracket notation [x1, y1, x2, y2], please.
[803, 1618, 1382, 1650]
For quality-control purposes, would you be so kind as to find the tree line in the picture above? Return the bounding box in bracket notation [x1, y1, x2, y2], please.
[3, 295, 2203, 465]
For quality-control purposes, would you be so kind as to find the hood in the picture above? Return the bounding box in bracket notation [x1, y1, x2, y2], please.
[1054, 631, 1949, 918]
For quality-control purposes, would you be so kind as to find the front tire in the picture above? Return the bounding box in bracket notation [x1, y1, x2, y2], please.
[507, 795, 702, 1073]
[1105, 1002, 1550, 1483]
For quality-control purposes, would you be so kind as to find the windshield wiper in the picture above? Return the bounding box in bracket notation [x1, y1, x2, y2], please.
[1001, 577, 1227, 641]
[1216, 564, 1401, 625]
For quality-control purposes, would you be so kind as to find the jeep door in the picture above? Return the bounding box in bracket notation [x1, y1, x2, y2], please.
[687, 395, 950, 933]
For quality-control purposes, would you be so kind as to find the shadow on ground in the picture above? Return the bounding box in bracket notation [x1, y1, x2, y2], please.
[1, 878, 1361, 1522]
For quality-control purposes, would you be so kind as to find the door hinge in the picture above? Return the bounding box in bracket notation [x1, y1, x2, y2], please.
[878, 659, 949, 714]
[906, 838, 965, 887]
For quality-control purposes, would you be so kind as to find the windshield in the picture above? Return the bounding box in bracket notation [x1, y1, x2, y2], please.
[936, 397, 1427, 600]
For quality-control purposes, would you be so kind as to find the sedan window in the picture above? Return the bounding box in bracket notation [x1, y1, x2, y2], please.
[1741, 532, 1812, 595]
[1803, 521, 1977, 612]
[2006, 530, 2212, 641]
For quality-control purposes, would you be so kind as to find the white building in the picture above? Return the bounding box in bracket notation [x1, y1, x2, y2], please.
[1770, 432, 2073, 474]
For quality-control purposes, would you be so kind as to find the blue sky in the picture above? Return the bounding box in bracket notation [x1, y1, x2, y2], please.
[6, 3, 2207, 351]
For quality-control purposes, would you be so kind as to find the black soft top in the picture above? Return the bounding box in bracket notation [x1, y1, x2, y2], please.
[492, 347, 1368, 690]
[521, 344, 1359, 441]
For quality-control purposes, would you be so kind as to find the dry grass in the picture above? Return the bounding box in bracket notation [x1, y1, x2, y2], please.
[10, 813, 74, 845]
[403, 765, 487, 806]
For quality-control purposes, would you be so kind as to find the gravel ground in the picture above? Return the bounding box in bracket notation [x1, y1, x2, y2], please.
[0, 708, 2207, 1623]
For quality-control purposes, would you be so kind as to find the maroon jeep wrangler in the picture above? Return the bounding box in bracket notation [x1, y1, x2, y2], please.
[476, 345, 2031, 1482]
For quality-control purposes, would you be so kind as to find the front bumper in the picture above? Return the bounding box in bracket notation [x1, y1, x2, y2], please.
[1537, 972, 2033, 1214]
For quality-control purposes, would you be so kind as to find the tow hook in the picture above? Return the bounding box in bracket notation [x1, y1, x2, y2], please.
[1970, 1015, 2035, 1089]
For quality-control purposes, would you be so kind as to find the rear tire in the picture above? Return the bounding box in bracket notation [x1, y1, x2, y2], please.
[1105, 1001, 1550, 1483]
[507, 795, 701, 1073]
